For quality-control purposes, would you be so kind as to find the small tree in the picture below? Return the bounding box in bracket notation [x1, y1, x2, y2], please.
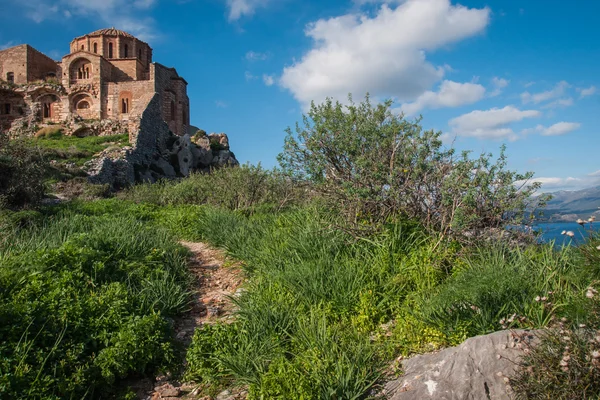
[278, 94, 544, 239]
[0, 132, 47, 209]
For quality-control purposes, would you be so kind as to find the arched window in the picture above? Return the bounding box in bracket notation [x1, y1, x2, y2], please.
[170, 100, 175, 121]
[124, 44, 129, 58]
[77, 100, 90, 109]
[108, 43, 113, 58]
[121, 98, 129, 114]
[81, 45, 84, 50]
[85, 67, 90, 79]
[182, 109, 187, 125]
[78, 68, 83, 79]
[93, 43, 97, 53]
[6, 72, 14, 83]
[138, 48, 142, 60]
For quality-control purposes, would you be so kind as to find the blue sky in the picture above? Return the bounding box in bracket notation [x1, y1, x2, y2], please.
[1, 0, 599, 192]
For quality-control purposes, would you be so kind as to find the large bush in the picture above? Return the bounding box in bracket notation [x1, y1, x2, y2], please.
[278, 95, 545, 238]
[0, 133, 47, 209]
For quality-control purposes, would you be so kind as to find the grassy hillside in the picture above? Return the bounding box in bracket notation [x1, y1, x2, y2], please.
[1, 167, 598, 399]
[1, 97, 599, 399]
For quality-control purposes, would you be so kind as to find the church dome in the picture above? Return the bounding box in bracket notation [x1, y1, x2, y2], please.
[87, 28, 135, 38]
[72, 28, 138, 42]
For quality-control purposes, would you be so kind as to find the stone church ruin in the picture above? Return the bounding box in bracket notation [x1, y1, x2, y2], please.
[0, 28, 238, 187]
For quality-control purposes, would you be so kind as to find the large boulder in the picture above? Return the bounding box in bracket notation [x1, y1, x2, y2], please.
[382, 330, 538, 400]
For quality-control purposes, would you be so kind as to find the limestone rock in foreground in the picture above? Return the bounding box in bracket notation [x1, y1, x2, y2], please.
[383, 330, 538, 400]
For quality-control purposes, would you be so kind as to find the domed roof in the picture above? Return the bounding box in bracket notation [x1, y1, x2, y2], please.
[86, 28, 135, 38]
[72, 28, 138, 42]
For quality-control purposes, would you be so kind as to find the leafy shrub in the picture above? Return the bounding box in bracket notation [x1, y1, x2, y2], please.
[0, 211, 190, 398]
[278, 94, 547, 238]
[0, 134, 47, 209]
[122, 164, 306, 214]
[510, 325, 600, 399]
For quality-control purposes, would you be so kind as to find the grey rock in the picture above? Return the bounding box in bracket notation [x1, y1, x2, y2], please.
[216, 389, 232, 400]
[384, 330, 538, 400]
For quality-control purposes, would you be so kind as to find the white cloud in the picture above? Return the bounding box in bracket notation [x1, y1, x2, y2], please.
[524, 81, 535, 88]
[589, 170, 600, 177]
[245, 71, 257, 81]
[279, 0, 490, 108]
[17, 0, 158, 41]
[489, 77, 509, 97]
[578, 85, 597, 99]
[521, 80, 570, 104]
[215, 100, 229, 108]
[540, 97, 574, 109]
[225, 0, 271, 21]
[523, 122, 581, 136]
[448, 105, 541, 140]
[399, 80, 485, 115]
[245, 51, 269, 61]
[543, 121, 581, 136]
[263, 74, 275, 86]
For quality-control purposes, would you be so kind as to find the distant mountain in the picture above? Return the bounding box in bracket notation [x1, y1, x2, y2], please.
[536, 186, 600, 222]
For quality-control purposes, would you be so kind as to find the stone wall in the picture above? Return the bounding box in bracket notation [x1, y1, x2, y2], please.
[153, 63, 189, 136]
[26, 46, 58, 82]
[0, 45, 28, 84]
[103, 80, 154, 127]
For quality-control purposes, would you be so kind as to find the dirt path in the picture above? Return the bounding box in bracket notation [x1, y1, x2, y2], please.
[133, 241, 247, 400]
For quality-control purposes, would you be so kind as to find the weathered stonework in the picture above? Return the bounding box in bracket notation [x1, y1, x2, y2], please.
[86, 95, 239, 188]
[0, 28, 238, 187]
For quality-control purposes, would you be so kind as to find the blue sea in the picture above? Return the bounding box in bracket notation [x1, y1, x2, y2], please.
[533, 222, 599, 246]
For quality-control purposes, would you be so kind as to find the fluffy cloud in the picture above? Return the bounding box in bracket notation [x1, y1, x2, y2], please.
[399, 80, 485, 115]
[489, 77, 509, 97]
[448, 106, 541, 140]
[523, 122, 581, 136]
[578, 85, 597, 99]
[279, 0, 490, 108]
[262, 74, 275, 86]
[521, 81, 570, 104]
[225, 0, 271, 21]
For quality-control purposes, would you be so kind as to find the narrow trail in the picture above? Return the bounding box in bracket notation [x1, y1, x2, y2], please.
[132, 241, 247, 400]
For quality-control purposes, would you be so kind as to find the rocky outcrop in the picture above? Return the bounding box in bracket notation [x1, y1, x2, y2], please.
[382, 330, 538, 400]
[86, 94, 238, 188]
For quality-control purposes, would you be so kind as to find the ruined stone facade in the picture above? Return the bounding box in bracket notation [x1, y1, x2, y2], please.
[0, 28, 189, 137]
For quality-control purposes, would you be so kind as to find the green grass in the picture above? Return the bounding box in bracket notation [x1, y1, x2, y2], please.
[0, 204, 191, 398]
[1, 168, 599, 399]
[30, 134, 130, 166]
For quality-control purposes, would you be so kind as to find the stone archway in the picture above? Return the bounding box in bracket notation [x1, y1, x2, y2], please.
[71, 93, 94, 119]
[69, 58, 93, 84]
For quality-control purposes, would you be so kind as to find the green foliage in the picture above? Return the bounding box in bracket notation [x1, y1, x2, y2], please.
[415, 244, 583, 337]
[122, 163, 306, 214]
[30, 133, 129, 166]
[0, 134, 47, 209]
[278, 94, 547, 238]
[0, 209, 190, 398]
[511, 323, 600, 399]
